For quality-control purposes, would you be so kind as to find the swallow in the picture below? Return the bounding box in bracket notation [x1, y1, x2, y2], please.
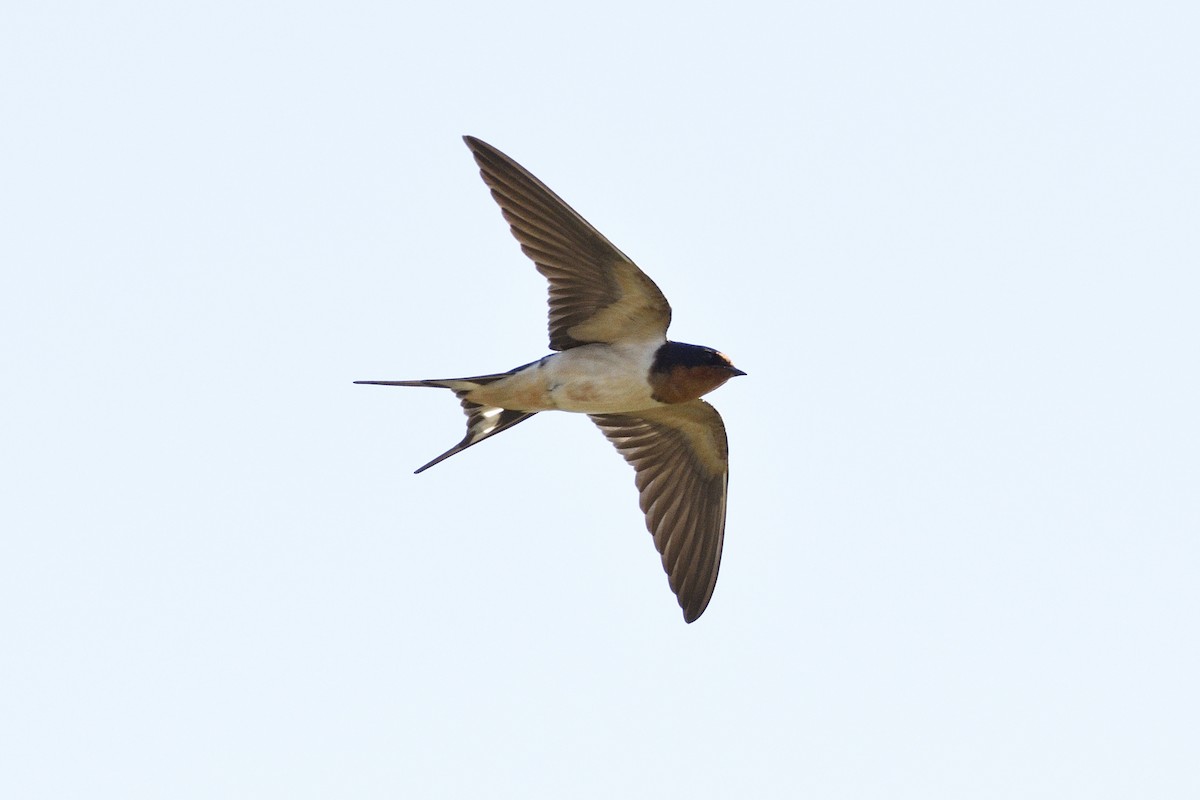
[358, 136, 745, 622]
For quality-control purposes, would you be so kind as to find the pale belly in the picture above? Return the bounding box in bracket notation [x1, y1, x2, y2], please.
[467, 343, 662, 414]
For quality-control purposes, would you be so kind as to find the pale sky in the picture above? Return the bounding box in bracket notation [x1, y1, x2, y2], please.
[2, 1, 1198, 798]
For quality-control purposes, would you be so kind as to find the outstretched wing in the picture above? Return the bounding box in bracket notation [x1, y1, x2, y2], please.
[589, 400, 729, 622]
[464, 136, 672, 351]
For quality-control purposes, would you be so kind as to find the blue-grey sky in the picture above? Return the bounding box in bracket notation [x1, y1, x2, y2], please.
[2, 1, 1197, 797]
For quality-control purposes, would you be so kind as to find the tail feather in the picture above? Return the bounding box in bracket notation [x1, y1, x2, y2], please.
[354, 371, 513, 391]
[414, 401, 535, 473]
[355, 374, 535, 472]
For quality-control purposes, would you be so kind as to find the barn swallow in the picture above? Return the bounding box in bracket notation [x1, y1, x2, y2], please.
[358, 136, 745, 622]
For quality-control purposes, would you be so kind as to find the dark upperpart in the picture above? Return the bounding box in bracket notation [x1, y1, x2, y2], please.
[649, 341, 746, 404]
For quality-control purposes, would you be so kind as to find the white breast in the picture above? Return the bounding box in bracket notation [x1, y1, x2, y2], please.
[543, 341, 663, 413]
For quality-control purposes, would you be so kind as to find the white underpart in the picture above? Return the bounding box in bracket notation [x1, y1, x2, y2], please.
[471, 406, 504, 436]
[471, 339, 666, 414]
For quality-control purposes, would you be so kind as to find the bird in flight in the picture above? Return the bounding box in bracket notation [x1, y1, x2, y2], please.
[358, 136, 745, 622]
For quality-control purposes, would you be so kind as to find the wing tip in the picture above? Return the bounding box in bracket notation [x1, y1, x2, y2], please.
[681, 597, 712, 624]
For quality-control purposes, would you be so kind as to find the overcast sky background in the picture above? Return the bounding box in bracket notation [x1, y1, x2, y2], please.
[3, 1, 1198, 797]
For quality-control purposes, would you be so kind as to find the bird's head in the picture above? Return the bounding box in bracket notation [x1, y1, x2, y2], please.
[650, 342, 746, 404]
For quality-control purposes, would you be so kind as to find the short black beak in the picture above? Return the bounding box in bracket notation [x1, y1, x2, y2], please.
[728, 367, 747, 377]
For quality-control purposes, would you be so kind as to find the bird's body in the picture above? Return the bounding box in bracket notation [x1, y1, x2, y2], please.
[358, 137, 744, 622]
[472, 340, 664, 414]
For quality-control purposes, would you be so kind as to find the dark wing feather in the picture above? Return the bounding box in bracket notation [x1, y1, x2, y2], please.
[590, 400, 729, 622]
[464, 136, 672, 350]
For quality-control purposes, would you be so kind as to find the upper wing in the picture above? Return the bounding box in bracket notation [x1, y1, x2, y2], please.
[464, 136, 672, 351]
[589, 400, 729, 623]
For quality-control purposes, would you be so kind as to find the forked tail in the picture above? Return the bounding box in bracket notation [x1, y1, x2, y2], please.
[355, 374, 536, 473]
